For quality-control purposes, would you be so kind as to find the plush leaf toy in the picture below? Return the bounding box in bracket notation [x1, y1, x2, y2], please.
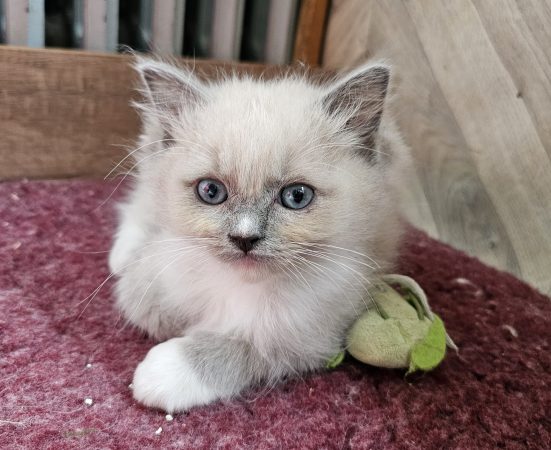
[328, 275, 457, 374]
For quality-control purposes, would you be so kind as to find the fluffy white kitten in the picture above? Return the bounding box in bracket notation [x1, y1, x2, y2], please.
[109, 57, 409, 413]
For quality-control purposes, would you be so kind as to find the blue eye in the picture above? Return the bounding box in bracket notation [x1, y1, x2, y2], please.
[196, 179, 228, 205]
[280, 184, 314, 210]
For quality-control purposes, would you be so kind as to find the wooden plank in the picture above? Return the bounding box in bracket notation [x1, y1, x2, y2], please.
[0, 46, 278, 181]
[27, 0, 45, 47]
[211, 0, 245, 60]
[0, 1, 5, 44]
[265, 0, 298, 64]
[472, 0, 551, 160]
[151, 0, 185, 54]
[404, 0, 551, 292]
[293, 0, 329, 65]
[83, 0, 119, 52]
[323, 0, 551, 294]
[5, 0, 29, 46]
[323, 0, 519, 277]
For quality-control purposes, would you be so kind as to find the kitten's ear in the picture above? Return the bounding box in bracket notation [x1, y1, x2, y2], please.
[323, 64, 390, 157]
[134, 58, 205, 118]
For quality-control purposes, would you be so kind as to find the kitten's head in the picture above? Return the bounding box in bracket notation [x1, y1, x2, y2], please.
[132, 58, 407, 281]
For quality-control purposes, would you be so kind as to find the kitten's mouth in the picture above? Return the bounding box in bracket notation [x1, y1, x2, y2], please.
[225, 252, 270, 269]
[234, 253, 265, 265]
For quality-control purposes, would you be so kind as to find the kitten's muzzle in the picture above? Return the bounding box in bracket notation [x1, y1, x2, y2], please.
[228, 234, 263, 254]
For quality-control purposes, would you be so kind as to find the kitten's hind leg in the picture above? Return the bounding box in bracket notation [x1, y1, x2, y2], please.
[132, 333, 267, 412]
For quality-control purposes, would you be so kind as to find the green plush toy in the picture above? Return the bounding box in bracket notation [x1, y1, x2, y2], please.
[327, 275, 457, 374]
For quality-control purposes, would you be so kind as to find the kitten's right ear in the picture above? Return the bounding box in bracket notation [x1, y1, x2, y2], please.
[134, 58, 205, 118]
[323, 63, 390, 159]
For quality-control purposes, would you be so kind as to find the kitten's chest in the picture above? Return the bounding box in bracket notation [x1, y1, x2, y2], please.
[192, 276, 269, 334]
[163, 254, 277, 335]
[159, 247, 361, 342]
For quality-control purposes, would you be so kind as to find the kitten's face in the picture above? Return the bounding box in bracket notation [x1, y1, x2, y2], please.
[136, 61, 395, 279]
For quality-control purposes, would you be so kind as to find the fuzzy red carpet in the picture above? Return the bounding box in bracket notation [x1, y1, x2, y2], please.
[1, 179, 550, 449]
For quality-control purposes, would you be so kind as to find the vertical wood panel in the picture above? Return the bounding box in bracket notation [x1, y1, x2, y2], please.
[5, 0, 29, 45]
[211, 0, 244, 60]
[472, 0, 551, 159]
[151, 0, 185, 54]
[83, 0, 119, 52]
[265, 0, 297, 64]
[27, 0, 44, 47]
[293, 0, 329, 65]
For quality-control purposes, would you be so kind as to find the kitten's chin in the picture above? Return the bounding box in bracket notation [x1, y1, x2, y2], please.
[225, 253, 274, 282]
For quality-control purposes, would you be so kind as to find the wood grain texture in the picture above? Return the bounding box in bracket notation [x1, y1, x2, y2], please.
[293, 0, 330, 65]
[0, 46, 276, 181]
[324, 0, 551, 294]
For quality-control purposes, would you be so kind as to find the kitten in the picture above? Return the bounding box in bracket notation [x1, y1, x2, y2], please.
[109, 57, 410, 413]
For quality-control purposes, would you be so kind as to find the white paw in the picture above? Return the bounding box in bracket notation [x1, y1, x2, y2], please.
[132, 337, 219, 413]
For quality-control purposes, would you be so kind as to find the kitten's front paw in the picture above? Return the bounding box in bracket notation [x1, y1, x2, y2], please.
[132, 337, 218, 413]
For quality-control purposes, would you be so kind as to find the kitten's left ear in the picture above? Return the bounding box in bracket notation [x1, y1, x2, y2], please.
[323, 64, 390, 157]
[134, 57, 205, 118]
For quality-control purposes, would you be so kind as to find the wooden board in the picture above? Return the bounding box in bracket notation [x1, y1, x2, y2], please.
[0, 46, 275, 180]
[293, 0, 330, 65]
[323, 0, 551, 295]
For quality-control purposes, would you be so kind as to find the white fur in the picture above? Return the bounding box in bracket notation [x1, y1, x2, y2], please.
[108, 222, 146, 274]
[132, 337, 219, 413]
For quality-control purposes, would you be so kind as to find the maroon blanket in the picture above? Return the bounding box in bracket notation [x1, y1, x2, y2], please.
[1, 179, 549, 449]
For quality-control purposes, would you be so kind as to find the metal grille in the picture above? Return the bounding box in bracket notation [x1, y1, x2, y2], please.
[0, 0, 300, 63]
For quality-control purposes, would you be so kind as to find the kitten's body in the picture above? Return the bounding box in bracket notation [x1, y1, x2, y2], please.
[109, 59, 410, 412]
